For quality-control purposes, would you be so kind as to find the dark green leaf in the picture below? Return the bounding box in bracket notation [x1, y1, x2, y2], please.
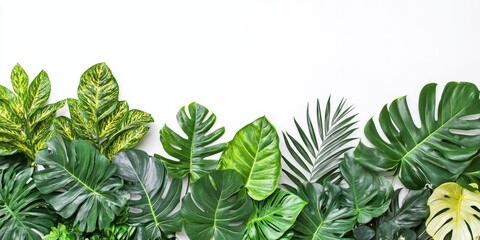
[353, 226, 375, 240]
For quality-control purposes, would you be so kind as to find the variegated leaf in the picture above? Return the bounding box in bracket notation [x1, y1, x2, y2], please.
[33, 130, 56, 153]
[104, 125, 149, 158]
[53, 116, 77, 140]
[29, 100, 65, 129]
[26, 70, 50, 117]
[123, 109, 154, 127]
[99, 101, 128, 139]
[67, 98, 93, 142]
[77, 63, 119, 135]
[0, 85, 15, 102]
[0, 101, 22, 129]
[10, 64, 29, 101]
[0, 143, 17, 155]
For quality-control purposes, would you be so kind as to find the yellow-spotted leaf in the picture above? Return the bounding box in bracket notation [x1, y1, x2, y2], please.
[220, 116, 281, 201]
[10, 64, 29, 101]
[26, 70, 51, 117]
[426, 182, 480, 240]
[64, 98, 93, 142]
[29, 99, 66, 129]
[53, 116, 77, 140]
[103, 125, 150, 158]
[99, 101, 128, 139]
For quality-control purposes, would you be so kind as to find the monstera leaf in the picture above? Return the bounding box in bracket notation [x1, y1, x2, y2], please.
[355, 82, 480, 189]
[426, 182, 480, 240]
[53, 63, 153, 158]
[155, 102, 226, 182]
[182, 169, 253, 240]
[293, 182, 356, 239]
[283, 97, 357, 188]
[220, 116, 281, 201]
[340, 154, 392, 224]
[243, 189, 306, 240]
[33, 137, 126, 233]
[113, 149, 183, 239]
[0, 168, 55, 240]
[0, 64, 64, 161]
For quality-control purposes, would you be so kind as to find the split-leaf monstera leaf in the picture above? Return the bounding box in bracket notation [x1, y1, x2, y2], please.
[244, 189, 306, 240]
[0, 64, 65, 161]
[426, 182, 480, 240]
[220, 116, 281, 201]
[0, 168, 55, 240]
[33, 137, 126, 233]
[283, 97, 357, 188]
[113, 149, 183, 239]
[355, 82, 480, 189]
[156, 102, 226, 182]
[53, 63, 153, 158]
[182, 169, 253, 240]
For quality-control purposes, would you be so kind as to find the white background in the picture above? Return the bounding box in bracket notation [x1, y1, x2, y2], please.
[1, 0, 480, 237]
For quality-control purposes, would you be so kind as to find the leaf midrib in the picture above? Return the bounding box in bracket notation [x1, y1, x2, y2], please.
[245, 125, 265, 188]
[134, 168, 159, 226]
[56, 161, 98, 195]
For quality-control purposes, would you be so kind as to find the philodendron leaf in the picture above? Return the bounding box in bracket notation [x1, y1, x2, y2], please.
[156, 102, 227, 182]
[0, 64, 64, 161]
[340, 154, 393, 224]
[182, 169, 253, 240]
[0, 168, 55, 240]
[293, 182, 356, 239]
[244, 189, 306, 240]
[220, 116, 281, 201]
[426, 182, 480, 240]
[113, 149, 183, 239]
[355, 82, 480, 189]
[33, 137, 126, 233]
[54, 63, 153, 158]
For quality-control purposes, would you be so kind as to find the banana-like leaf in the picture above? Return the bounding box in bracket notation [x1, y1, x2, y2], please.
[0, 168, 55, 240]
[340, 154, 392, 224]
[53, 63, 153, 158]
[283, 97, 357, 188]
[182, 169, 253, 240]
[0, 64, 64, 161]
[426, 182, 480, 240]
[113, 149, 183, 239]
[354, 82, 480, 189]
[33, 137, 126, 233]
[293, 182, 356, 239]
[156, 102, 227, 182]
[244, 189, 306, 240]
[220, 116, 281, 201]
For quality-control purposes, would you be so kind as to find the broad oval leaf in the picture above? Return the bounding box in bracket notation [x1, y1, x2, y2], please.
[156, 102, 226, 182]
[0, 168, 55, 240]
[426, 182, 480, 240]
[355, 82, 480, 189]
[182, 169, 253, 240]
[113, 149, 183, 239]
[220, 116, 281, 201]
[283, 97, 358, 188]
[33, 137, 126, 233]
[10, 63, 28, 101]
[340, 154, 392, 224]
[293, 182, 356, 240]
[244, 189, 306, 240]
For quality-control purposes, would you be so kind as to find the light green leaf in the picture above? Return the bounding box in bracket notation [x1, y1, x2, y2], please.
[33, 137, 126, 233]
[340, 154, 392, 224]
[28, 99, 65, 129]
[99, 100, 128, 139]
[220, 116, 281, 200]
[53, 116, 77, 140]
[0, 168, 55, 240]
[10, 63, 29, 101]
[245, 189, 306, 240]
[182, 169, 253, 240]
[113, 150, 183, 239]
[104, 125, 149, 158]
[355, 82, 480, 189]
[426, 182, 480, 240]
[157, 102, 226, 182]
[26, 70, 51, 117]
[66, 98, 92, 142]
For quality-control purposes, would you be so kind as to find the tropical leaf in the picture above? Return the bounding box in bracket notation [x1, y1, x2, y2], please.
[426, 182, 480, 240]
[156, 102, 227, 182]
[293, 182, 356, 240]
[244, 189, 306, 240]
[283, 97, 357, 188]
[220, 116, 281, 201]
[0, 64, 64, 161]
[0, 168, 55, 240]
[43, 224, 76, 240]
[113, 149, 183, 239]
[54, 63, 153, 158]
[354, 82, 480, 189]
[182, 169, 253, 240]
[340, 154, 392, 224]
[33, 137, 126, 232]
